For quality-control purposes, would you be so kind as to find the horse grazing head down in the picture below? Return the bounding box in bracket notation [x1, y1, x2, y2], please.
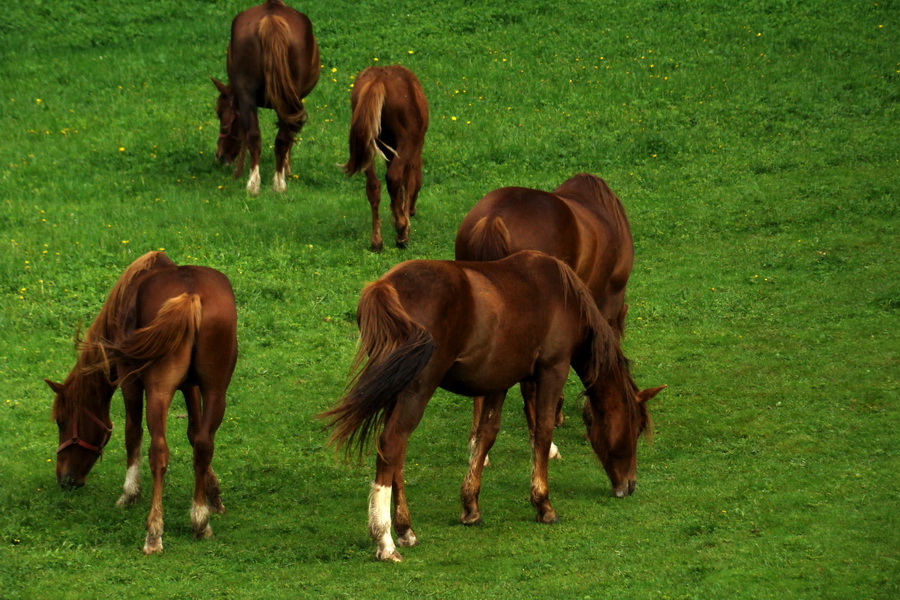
[582, 376, 666, 498]
[46, 376, 114, 489]
[211, 78, 244, 167]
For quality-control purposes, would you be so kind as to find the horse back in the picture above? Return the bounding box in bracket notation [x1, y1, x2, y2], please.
[227, 1, 318, 103]
[361, 66, 429, 149]
[456, 184, 630, 305]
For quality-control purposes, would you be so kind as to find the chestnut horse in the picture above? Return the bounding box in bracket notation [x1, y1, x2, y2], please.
[321, 251, 662, 562]
[212, 0, 319, 195]
[341, 65, 428, 251]
[455, 173, 637, 461]
[46, 252, 238, 554]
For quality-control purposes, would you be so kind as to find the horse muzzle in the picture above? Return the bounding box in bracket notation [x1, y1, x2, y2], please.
[58, 473, 85, 490]
[613, 480, 636, 498]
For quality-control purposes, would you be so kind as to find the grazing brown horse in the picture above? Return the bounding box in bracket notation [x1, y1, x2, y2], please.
[46, 252, 238, 554]
[455, 173, 637, 461]
[341, 65, 428, 251]
[321, 251, 662, 562]
[212, 0, 319, 195]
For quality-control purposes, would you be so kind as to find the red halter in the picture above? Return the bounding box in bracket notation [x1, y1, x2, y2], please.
[56, 406, 113, 456]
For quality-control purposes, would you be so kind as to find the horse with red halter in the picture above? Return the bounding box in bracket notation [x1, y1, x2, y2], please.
[455, 173, 641, 461]
[212, 0, 319, 195]
[46, 252, 238, 554]
[321, 251, 663, 562]
[341, 65, 428, 251]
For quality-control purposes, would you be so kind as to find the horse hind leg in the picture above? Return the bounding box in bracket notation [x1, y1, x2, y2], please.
[117, 380, 145, 507]
[365, 164, 383, 252]
[369, 388, 433, 562]
[385, 158, 410, 248]
[185, 384, 227, 540]
[142, 386, 177, 554]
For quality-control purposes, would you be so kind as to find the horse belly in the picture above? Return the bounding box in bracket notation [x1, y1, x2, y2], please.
[439, 351, 534, 397]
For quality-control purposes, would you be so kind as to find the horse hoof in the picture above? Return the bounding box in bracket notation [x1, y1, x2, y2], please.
[194, 525, 213, 540]
[376, 548, 403, 562]
[460, 514, 483, 526]
[396, 239, 408, 250]
[116, 494, 139, 507]
[396, 530, 418, 547]
[143, 537, 163, 555]
[370, 242, 384, 253]
[538, 513, 561, 525]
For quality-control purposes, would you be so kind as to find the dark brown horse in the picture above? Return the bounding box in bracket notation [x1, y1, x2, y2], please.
[455, 173, 637, 461]
[212, 0, 319, 195]
[321, 251, 662, 562]
[341, 65, 428, 251]
[46, 252, 238, 554]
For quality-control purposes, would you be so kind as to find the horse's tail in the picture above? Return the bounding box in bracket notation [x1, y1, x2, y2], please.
[92, 293, 203, 383]
[320, 280, 435, 458]
[258, 15, 305, 127]
[551, 258, 620, 388]
[464, 216, 511, 261]
[341, 77, 387, 175]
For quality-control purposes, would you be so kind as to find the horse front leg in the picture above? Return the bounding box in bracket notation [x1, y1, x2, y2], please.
[529, 367, 568, 524]
[117, 380, 144, 507]
[521, 381, 562, 461]
[273, 121, 296, 193]
[365, 164, 383, 252]
[461, 391, 506, 525]
[241, 107, 262, 196]
[143, 388, 176, 554]
[185, 384, 227, 540]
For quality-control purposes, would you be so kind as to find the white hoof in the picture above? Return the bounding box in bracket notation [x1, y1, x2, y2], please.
[143, 535, 163, 555]
[376, 547, 403, 562]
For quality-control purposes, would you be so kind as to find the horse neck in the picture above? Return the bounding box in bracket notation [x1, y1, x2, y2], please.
[62, 366, 117, 418]
[585, 357, 636, 419]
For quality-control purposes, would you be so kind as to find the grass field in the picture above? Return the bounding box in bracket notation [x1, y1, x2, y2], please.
[1, 0, 897, 598]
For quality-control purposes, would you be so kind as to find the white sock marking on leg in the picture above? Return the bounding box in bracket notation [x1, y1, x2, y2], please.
[368, 483, 396, 558]
[247, 165, 260, 196]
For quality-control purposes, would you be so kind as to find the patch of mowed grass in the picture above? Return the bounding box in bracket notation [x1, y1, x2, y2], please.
[1, 0, 897, 598]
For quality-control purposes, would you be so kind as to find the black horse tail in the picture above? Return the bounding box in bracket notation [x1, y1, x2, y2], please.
[320, 280, 435, 458]
[460, 215, 511, 262]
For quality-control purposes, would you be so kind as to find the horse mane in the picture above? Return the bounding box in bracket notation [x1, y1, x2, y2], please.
[52, 252, 175, 419]
[258, 14, 305, 126]
[549, 255, 646, 435]
[549, 257, 619, 388]
[466, 216, 511, 261]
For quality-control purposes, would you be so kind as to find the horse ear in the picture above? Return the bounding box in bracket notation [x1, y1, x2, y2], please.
[44, 379, 65, 394]
[210, 77, 229, 94]
[636, 385, 667, 403]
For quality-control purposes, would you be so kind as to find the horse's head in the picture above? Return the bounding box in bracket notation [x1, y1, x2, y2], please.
[211, 78, 242, 165]
[46, 378, 113, 489]
[582, 382, 665, 498]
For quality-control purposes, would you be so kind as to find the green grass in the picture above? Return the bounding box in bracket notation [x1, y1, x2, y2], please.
[1, 0, 897, 598]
